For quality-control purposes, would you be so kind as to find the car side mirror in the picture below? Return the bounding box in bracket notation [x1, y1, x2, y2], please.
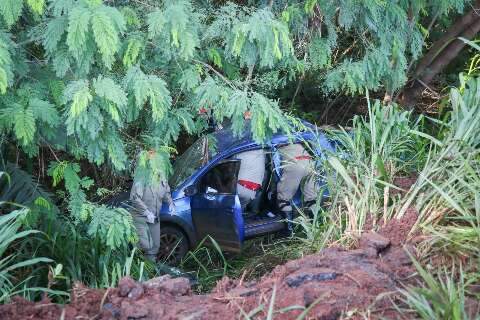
[184, 184, 197, 196]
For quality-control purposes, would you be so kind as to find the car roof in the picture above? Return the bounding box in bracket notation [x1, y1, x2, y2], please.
[212, 120, 318, 154]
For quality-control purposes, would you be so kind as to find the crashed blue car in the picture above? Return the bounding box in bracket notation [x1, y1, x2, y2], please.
[110, 123, 335, 263]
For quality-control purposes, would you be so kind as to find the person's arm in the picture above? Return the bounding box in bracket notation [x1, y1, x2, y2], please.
[162, 182, 176, 214]
[130, 181, 157, 223]
[130, 181, 149, 214]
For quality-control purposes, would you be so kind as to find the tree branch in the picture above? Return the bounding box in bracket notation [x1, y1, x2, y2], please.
[192, 59, 237, 90]
[411, 0, 480, 78]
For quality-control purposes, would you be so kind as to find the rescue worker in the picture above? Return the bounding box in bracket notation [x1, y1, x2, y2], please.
[275, 143, 318, 232]
[130, 150, 175, 261]
[235, 148, 266, 211]
[234, 111, 266, 213]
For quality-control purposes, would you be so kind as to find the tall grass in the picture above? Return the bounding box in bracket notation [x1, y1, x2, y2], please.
[397, 76, 480, 223]
[307, 97, 426, 246]
[0, 207, 60, 303]
[394, 76, 480, 270]
[24, 221, 153, 293]
[399, 258, 478, 320]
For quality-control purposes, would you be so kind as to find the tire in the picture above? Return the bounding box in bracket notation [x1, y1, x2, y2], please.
[157, 226, 189, 265]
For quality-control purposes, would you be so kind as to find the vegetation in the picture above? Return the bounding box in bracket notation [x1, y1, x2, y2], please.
[0, 0, 479, 319]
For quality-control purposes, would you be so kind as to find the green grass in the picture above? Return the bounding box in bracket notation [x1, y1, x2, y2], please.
[0, 206, 65, 303]
[399, 258, 479, 320]
[180, 235, 302, 293]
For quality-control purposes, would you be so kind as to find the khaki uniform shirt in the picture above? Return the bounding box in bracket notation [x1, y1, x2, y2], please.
[130, 180, 173, 217]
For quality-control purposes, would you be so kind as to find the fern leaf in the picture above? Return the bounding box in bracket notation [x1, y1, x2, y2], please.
[0, 69, 7, 94]
[13, 108, 36, 146]
[43, 16, 68, 55]
[91, 6, 125, 68]
[52, 47, 71, 77]
[64, 80, 92, 119]
[147, 1, 199, 60]
[309, 36, 331, 70]
[147, 9, 165, 39]
[66, 5, 91, 59]
[50, 0, 76, 16]
[93, 76, 127, 108]
[1, 162, 58, 212]
[125, 67, 172, 122]
[29, 98, 60, 126]
[0, 33, 13, 94]
[227, 8, 294, 68]
[0, 0, 23, 28]
[105, 130, 127, 170]
[178, 66, 201, 91]
[121, 7, 140, 27]
[48, 80, 66, 106]
[145, 76, 172, 122]
[123, 37, 143, 68]
[26, 0, 45, 15]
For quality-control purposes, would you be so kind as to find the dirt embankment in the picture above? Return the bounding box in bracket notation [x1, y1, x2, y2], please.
[0, 210, 419, 320]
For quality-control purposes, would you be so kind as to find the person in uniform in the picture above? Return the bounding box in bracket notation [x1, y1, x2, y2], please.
[233, 111, 266, 213]
[235, 148, 266, 212]
[130, 150, 175, 261]
[275, 143, 318, 232]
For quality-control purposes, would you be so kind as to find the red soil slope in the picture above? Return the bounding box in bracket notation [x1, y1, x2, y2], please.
[0, 210, 419, 320]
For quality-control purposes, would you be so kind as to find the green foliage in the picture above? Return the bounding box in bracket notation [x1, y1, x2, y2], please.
[0, 207, 54, 303]
[147, 0, 199, 61]
[0, 0, 24, 28]
[124, 66, 172, 123]
[48, 161, 137, 250]
[0, 35, 13, 94]
[0, 84, 61, 155]
[0, 0, 476, 304]
[400, 260, 474, 320]
[45, 0, 126, 72]
[227, 8, 294, 68]
[300, 0, 471, 94]
[0, 163, 58, 217]
[0, 0, 467, 184]
[310, 98, 427, 245]
[397, 75, 480, 222]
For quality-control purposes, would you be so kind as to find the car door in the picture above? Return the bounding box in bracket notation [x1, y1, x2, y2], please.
[190, 159, 244, 252]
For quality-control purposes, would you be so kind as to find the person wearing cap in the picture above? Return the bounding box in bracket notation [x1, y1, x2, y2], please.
[275, 143, 317, 232]
[130, 150, 176, 262]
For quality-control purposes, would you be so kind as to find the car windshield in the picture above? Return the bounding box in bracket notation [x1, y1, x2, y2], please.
[169, 126, 252, 189]
[169, 135, 217, 189]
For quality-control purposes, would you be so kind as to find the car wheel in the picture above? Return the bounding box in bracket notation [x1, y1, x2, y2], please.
[157, 226, 189, 265]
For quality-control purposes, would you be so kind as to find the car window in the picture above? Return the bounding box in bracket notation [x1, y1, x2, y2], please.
[170, 135, 220, 189]
[198, 161, 240, 194]
[170, 136, 208, 189]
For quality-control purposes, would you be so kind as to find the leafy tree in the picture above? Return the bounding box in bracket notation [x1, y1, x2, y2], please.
[0, 0, 477, 252]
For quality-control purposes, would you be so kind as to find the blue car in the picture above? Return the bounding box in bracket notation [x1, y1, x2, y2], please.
[110, 123, 335, 263]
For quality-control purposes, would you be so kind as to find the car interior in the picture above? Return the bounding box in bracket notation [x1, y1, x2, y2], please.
[215, 144, 310, 239]
[198, 160, 239, 194]
[238, 147, 288, 238]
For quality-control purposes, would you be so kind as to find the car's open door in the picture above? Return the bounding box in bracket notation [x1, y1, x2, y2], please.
[189, 159, 244, 252]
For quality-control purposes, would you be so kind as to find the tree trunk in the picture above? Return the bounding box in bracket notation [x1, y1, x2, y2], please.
[400, 2, 480, 107]
[412, 1, 480, 78]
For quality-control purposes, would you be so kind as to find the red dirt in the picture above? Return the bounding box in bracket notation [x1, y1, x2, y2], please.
[391, 176, 417, 197]
[378, 207, 419, 246]
[0, 216, 419, 320]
